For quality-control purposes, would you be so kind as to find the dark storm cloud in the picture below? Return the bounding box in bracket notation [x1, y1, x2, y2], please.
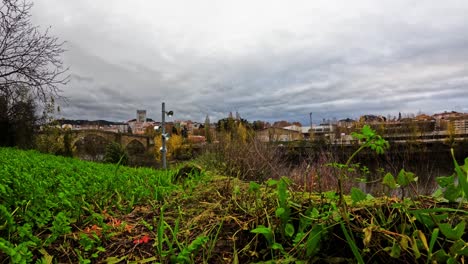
[31, 0, 468, 123]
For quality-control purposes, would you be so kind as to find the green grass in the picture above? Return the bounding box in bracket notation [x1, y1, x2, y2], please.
[0, 147, 176, 263]
[1, 147, 468, 263]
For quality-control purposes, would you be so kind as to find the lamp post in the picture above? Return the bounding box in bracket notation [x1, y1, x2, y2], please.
[309, 112, 312, 128]
[160, 102, 173, 169]
[309, 112, 313, 140]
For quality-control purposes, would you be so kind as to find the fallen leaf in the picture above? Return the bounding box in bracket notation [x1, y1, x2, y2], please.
[133, 235, 151, 244]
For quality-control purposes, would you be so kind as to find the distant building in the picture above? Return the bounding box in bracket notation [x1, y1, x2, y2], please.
[137, 110, 147, 123]
[414, 114, 435, 121]
[454, 119, 468, 134]
[187, 135, 206, 144]
[338, 118, 356, 128]
[128, 110, 156, 134]
[55, 119, 129, 133]
[283, 125, 302, 132]
[432, 111, 465, 120]
[311, 124, 336, 141]
[432, 111, 468, 132]
[256, 127, 304, 142]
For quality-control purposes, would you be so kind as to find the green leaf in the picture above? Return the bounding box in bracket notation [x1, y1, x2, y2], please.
[293, 232, 305, 244]
[429, 228, 439, 254]
[439, 221, 465, 240]
[449, 239, 468, 256]
[351, 132, 364, 140]
[432, 188, 443, 199]
[397, 169, 408, 186]
[447, 257, 458, 264]
[129, 256, 157, 264]
[306, 225, 324, 257]
[390, 240, 401, 258]
[399, 235, 409, 251]
[275, 207, 286, 217]
[309, 208, 320, 219]
[266, 179, 278, 187]
[340, 222, 364, 264]
[271, 242, 284, 251]
[324, 191, 338, 200]
[362, 125, 374, 138]
[105, 256, 127, 264]
[452, 149, 468, 200]
[413, 212, 448, 229]
[397, 169, 417, 187]
[436, 176, 455, 188]
[38, 249, 53, 264]
[248, 181, 260, 192]
[413, 213, 436, 229]
[432, 249, 449, 263]
[350, 187, 367, 204]
[444, 184, 461, 202]
[277, 179, 289, 207]
[411, 236, 421, 259]
[285, 223, 295, 237]
[251, 225, 271, 235]
[382, 173, 397, 189]
[251, 225, 273, 244]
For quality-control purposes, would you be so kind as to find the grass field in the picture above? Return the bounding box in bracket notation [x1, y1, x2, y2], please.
[1, 147, 467, 263]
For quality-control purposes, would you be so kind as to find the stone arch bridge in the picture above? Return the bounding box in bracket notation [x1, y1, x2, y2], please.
[68, 130, 152, 154]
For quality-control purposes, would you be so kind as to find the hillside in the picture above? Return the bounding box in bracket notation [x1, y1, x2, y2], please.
[0, 148, 467, 263]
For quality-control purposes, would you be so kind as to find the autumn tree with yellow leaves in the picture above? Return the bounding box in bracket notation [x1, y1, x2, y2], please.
[153, 133, 184, 162]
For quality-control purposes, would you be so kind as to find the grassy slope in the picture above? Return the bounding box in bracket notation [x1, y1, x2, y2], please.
[0, 148, 175, 263]
[1, 148, 467, 263]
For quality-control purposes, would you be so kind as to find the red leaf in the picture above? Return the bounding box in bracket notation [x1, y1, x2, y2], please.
[141, 235, 150, 243]
[133, 235, 151, 244]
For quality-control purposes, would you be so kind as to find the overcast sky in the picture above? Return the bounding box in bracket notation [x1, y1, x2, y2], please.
[31, 0, 468, 124]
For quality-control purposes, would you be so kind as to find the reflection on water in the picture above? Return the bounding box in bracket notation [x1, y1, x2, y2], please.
[283, 141, 468, 196]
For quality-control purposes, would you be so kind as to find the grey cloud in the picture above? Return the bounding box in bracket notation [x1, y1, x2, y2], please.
[30, 1, 468, 124]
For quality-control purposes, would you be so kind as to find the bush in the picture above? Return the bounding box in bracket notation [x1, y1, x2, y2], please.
[200, 132, 289, 181]
[35, 126, 74, 156]
[103, 142, 128, 165]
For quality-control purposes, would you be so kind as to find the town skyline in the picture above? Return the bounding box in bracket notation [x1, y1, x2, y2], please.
[54, 108, 467, 127]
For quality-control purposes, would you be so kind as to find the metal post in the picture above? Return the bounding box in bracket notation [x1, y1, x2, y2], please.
[309, 112, 313, 140]
[309, 112, 312, 128]
[161, 102, 167, 169]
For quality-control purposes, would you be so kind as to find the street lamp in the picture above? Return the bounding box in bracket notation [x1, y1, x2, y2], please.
[160, 102, 173, 169]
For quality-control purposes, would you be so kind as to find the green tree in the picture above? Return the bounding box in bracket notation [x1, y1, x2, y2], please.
[35, 125, 68, 155]
[0, 87, 37, 148]
[252, 120, 268, 130]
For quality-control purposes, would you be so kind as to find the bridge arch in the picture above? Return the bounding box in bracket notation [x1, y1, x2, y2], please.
[73, 133, 112, 161]
[65, 130, 151, 157]
[125, 139, 146, 155]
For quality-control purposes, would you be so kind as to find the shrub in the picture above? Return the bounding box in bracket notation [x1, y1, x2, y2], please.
[103, 142, 128, 165]
[199, 132, 289, 181]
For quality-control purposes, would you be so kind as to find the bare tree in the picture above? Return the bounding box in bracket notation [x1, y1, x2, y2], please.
[0, 0, 68, 106]
[0, 0, 68, 147]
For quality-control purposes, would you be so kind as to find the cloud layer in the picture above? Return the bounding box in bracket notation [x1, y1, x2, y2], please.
[31, 0, 468, 123]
